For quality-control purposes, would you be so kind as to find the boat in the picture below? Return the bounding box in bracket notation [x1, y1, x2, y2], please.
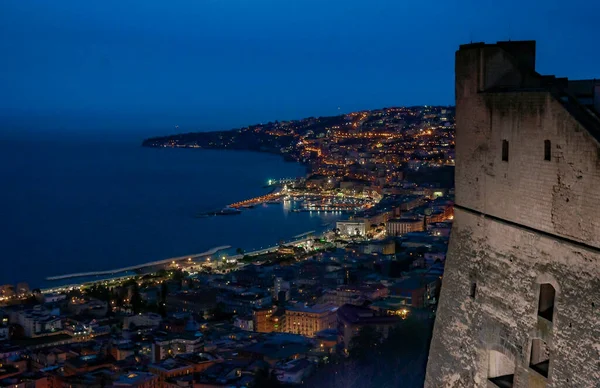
[203, 207, 242, 216]
[217, 207, 242, 215]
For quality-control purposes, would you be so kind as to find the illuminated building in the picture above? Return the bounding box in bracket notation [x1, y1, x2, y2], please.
[335, 220, 366, 236]
[284, 304, 338, 337]
[253, 307, 277, 333]
[151, 332, 203, 362]
[386, 217, 424, 236]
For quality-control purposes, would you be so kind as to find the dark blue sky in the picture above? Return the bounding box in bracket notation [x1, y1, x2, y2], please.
[1, 0, 599, 137]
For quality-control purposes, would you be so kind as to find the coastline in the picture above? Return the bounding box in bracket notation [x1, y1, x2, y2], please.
[39, 142, 319, 289]
[40, 230, 323, 293]
[142, 143, 311, 175]
[45, 245, 231, 281]
[1, 140, 325, 288]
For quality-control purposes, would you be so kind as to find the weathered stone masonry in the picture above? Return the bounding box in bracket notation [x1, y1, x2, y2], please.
[425, 41, 600, 388]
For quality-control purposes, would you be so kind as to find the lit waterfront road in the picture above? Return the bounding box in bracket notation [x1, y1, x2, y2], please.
[45, 245, 231, 281]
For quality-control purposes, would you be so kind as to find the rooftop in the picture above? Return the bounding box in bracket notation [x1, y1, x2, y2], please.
[243, 341, 311, 360]
[286, 303, 338, 314]
[113, 371, 157, 386]
[337, 304, 401, 325]
[149, 358, 191, 372]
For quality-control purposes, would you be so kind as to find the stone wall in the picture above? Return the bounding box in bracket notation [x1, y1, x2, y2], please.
[425, 209, 600, 387]
[455, 45, 600, 249]
[426, 42, 600, 387]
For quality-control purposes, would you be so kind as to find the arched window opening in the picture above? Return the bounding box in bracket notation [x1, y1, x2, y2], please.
[538, 283, 555, 322]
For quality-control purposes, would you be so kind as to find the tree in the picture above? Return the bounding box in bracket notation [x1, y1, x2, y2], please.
[253, 367, 281, 388]
[172, 269, 188, 287]
[348, 325, 383, 361]
[157, 301, 167, 317]
[160, 282, 168, 301]
[236, 247, 245, 255]
[130, 283, 143, 314]
[156, 269, 168, 278]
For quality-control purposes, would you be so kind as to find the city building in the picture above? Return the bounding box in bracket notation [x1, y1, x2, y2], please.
[273, 277, 291, 301]
[68, 297, 108, 317]
[386, 217, 424, 236]
[31, 347, 69, 369]
[426, 40, 600, 387]
[63, 354, 116, 376]
[0, 324, 8, 342]
[148, 358, 196, 386]
[0, 371, 49, 388]
[112, 372, 159, 388]
[252, 307, 279, 333]
[240, 336, 312, 366]
[151, 332, 203, 362]
[320, 284, 388, 307]
[233, 315, 254, 331]
[284, 304, 338, 337]
[166, 290, 217, 317]
[123, 313, 163, 330]
[336, 304, 402, 351]
[273, 358, 315, 384]
[9, 305, 62, 338]
[389, 275, 440, 308]
[336, 220, 366, 236]
[216, 290, 272, 315]
[162, 360, 253, 388]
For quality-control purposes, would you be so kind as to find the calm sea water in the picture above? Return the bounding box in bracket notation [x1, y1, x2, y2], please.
[0, 136, 340, 288]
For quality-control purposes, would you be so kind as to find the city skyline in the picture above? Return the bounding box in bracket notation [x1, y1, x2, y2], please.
[1, 0, 600, 137]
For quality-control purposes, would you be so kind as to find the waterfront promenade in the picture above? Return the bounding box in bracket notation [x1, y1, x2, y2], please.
[46, 245, 231, 281]
[45, 231, 318, 284]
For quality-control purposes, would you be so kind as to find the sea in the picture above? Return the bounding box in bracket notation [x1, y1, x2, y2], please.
[0, 135, 341, 288]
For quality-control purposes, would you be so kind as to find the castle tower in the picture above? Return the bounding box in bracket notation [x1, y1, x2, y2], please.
[425, 41, 600, 387]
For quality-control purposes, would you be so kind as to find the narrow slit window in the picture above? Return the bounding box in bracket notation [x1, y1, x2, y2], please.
[502, 140, 509, 162]
[544, 140, 551, 161]
[538, 283, 555, 322]
[470, 282, 477, 298]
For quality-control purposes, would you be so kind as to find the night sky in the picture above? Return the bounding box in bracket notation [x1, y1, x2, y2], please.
[1, 0, 599, 137]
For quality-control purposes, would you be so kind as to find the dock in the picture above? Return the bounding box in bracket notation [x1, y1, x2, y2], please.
[228, 192, 283, 209]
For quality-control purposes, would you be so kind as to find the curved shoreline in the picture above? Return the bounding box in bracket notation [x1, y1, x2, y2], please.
[46, 245, 231, 281]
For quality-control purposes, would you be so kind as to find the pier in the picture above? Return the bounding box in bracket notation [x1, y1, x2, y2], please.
[266, 177, 300, 186]
[228, 192, 283, 209]
[46, 245, 231, 281]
